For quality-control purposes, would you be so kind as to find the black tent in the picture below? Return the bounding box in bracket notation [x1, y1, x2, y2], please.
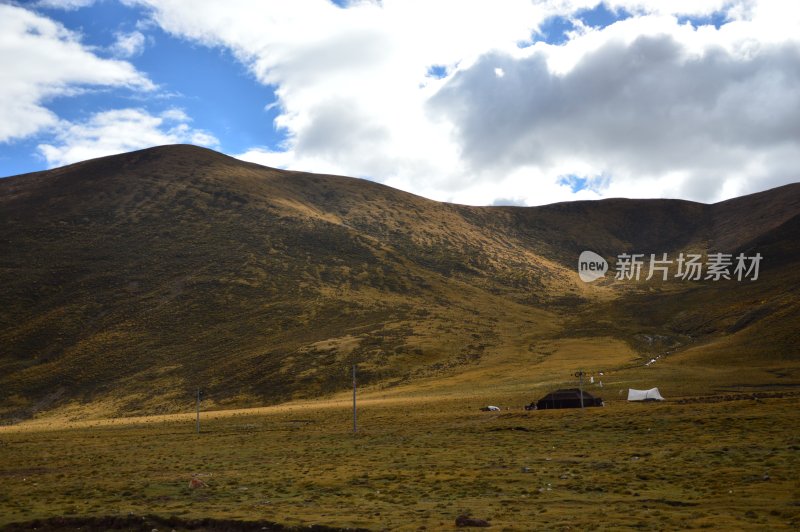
[535, 388, 603, 409]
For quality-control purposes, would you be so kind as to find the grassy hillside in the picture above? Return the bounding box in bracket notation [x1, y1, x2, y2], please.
[1, 145, 798, 420]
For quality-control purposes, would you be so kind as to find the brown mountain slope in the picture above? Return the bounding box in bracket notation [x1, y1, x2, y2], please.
[0, 145, 798, 419]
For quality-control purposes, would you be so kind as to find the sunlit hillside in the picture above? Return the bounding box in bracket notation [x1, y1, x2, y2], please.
[1, 145, 798, 421]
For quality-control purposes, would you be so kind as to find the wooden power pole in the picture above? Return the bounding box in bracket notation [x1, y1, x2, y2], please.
[575, 371, 585, 408]
[196, 388, 201, 433]
[352, 365, 357, 434]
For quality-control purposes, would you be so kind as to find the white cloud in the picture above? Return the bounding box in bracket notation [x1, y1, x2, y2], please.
[133, 0, 543, 196]
[111, 30, 147, 58]
[0, 4, 153, 143]
[431, 7, 800, 203]
[33, 0, 97, 10]
[38, 108, 219, 167]
[131, 0, 800, 205]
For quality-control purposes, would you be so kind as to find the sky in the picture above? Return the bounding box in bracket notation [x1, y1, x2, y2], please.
[1, 0, 799, 206]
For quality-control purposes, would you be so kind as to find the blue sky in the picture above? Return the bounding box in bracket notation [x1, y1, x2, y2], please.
[48, 1, 284, 151]
[1, 0, 285, 176]
[1, 0, 799, 206]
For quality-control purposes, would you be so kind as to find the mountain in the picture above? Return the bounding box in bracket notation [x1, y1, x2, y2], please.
[1, 145, 798, 420]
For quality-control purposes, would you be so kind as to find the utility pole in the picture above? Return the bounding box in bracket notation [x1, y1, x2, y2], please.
[575, 371, 585, 408]
[196, 388, 201, 434]
[352, 365, 357, 434]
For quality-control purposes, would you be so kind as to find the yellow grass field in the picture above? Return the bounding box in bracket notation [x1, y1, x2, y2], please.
[1, 388, 798, 531]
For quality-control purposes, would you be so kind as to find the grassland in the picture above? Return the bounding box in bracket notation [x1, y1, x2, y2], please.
[1, 389, 798, 531]
[1, 146, 799, 529]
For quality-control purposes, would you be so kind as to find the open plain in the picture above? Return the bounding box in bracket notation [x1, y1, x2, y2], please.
[1, 380, 799, 530]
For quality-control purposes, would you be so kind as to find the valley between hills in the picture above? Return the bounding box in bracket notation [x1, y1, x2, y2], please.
[1, 144, 799, 421]
[1, 145, 800, 530]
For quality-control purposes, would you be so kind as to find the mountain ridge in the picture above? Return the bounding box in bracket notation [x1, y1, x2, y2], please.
[1, 144, 798, 420]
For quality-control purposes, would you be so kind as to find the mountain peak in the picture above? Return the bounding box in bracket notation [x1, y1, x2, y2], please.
[1, 147, 798, 419]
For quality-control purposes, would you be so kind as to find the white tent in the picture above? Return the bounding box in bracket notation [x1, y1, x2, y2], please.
[627, 388, 665, 401]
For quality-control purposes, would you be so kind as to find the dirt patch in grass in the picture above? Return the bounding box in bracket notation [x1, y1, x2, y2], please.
[675, 390, 800, 404]
[0, 515, 368, 531]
